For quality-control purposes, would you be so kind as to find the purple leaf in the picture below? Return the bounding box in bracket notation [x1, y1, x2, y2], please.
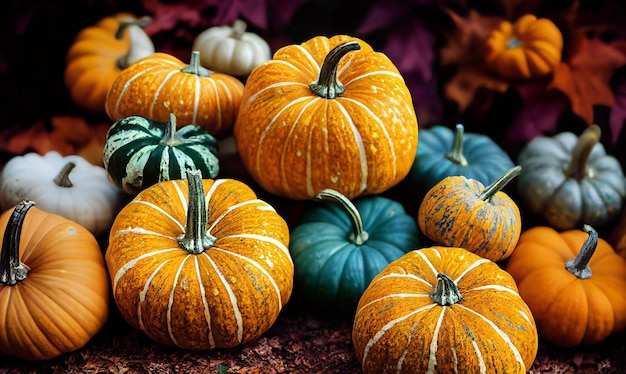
[384, 22, 434, 80]
[610, 77, 626, 144]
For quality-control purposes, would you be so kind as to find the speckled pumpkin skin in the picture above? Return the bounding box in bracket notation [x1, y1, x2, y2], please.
[105, 177, 294, 350]
[352, 246, 538, 374]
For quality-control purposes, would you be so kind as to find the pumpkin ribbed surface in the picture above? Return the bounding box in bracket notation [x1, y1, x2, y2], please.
[105, 177, 293, 350]
[353, 246, 538, 374]
[234, 35, 418, 200]
[105, 52, 244, 139]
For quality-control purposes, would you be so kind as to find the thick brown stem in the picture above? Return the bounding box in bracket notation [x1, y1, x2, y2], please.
[310, 41, 360, 99]
[566, 125, 601, 181]
[53, 162, 76, 188]
[0, 200, 34, 285]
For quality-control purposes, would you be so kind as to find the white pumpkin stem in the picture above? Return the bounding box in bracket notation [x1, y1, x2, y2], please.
[310, 41, 361, 99]
[0, 200, 34, 285]
[53, 162, 76, 187]
[429, 273, 463, 306]
[230, 19, 247, 39]
[565, 224, 597, 279]
[566, 125, 601, 181]
[178, 169, 218, 254]
[181, 51, 212, 77]
[478, 165, 522, 202]
[159, 113, 180, 146]
[115, 16, 155, 69]
[315, 188, 369, 245]
[445, 124, 469, 166]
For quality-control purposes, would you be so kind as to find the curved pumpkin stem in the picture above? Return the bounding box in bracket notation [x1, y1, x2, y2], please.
[115, 16, 154, 69]
[160, 113, 182, 146]
[53, 162, 76, 188]
[181, 51, 212, 77]
[310, 41, 361, 99]
[0, 200, 34, 285]
[429, 273, 463, 306]
[565, 224, 597, 279]
[315, 188, 369, 245]
[566, 125, 601, 181]
[445, 124, 469, 166]
[178, 169, 218, 254]
[478, 165, 522, 202]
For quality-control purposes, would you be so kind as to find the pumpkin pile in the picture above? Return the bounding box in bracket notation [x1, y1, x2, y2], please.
[2, 9, 626, 374]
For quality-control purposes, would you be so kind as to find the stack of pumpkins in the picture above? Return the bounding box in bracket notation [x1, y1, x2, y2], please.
[1, 11, 626, 374]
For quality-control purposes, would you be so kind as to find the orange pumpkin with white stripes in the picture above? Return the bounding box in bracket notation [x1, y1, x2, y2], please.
[105, 51, 244, 139]
[233, 35, 419, 200]
[352, 246, 538, 374]
[105, 170, 293, 349]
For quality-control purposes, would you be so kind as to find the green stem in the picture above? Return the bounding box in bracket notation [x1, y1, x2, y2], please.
[566, 125, 601, 181]
[478, 165, 522, 201]
[181, 51, 212, 77]
[310, 41, 361, 99]
[444, 124, 468, 166]
[429, 273, 463, 306]
[53, 162, 76, 188]
[230, 19, 247, 39]
[0, 200, 34, 285]
[565, 224, 597, 279]
[315, 188, 369, 245]
[115, 16, 154, 69]
[177, 169, 217, 254]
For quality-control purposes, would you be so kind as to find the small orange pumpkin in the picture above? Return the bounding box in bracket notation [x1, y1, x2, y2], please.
[234, 35, 419, 200]
[105, 170, 293, 349]
[417, 166, 522, 262]
[64, 13, 155, 113]
[484, 14, 563, 80]
[353, 246, 538, 373]
[0, 201, 110, 360]
[505, 224, 626, 347]
[105, 51, 244, 139]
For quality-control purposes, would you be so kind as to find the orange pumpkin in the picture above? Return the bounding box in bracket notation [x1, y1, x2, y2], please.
[105, 51, 244, 139]
[0, 201, 110, 360]
[64, 13, 155, 113]
[105, 170, 293, 349]
[233, 35, 419, 200]
[353, 246, 538, 373]
[505, 225, 626, 347]
[484, 14, 563, 80]
[608, 208, 626, 258]
[417, 166, 522, 262]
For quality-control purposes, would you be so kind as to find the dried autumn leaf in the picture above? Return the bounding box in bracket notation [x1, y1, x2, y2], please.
[548, 29, 626, 124]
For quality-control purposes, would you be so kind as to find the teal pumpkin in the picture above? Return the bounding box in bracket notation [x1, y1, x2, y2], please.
[289, 189, 423, 315]
[409, 124, 515, 196]
[103, 113, 219, 194]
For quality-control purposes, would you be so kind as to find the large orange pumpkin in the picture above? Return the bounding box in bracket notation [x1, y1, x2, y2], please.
[105, 51, 244, 139]
[105, 170, 293, 349]
[0, 201, 110, 360]
[64, 13, 155, 113]
[234, 35, 419, 200]
[353, 246, 538, 373]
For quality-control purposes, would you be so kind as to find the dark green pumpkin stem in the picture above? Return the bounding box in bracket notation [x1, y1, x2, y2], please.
[230, 19, 247, 39]
[566, 125, 601, 181]
[478, 165, 522, 202]
[181, 51, 211, 77]
[115, 16, 153, 69]
[310, 41, 361, 99]
[0, 200, 34, 286]
[53, 162, 76, 188]
[565, 224, 597, 279]
[315, 188, 369, 245]
[429, 273, 463, 306]
[178, 169, 217, 254]
[445, 124, 468, 166]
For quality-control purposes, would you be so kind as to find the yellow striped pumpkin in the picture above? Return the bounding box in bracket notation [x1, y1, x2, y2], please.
[352, 246, 538, 374]
[105, 51, 244, 139]
[233, 35, 419, 200]
[105, 170, 293, 349]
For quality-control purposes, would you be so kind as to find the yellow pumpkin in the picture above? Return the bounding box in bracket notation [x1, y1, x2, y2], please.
[105, 170, 293, 349]
[484, 14, 563, 80]
[234, 35, 419, 200]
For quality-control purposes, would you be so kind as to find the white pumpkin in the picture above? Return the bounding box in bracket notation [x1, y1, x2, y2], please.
[192, 19, 271, 76]
[0, 151, 126, 236]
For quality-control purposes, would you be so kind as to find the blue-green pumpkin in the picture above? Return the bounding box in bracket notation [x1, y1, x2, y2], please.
[103, 113, 219, 195]
[289, 189, 423, 315]
[409, 124, 515, 196]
